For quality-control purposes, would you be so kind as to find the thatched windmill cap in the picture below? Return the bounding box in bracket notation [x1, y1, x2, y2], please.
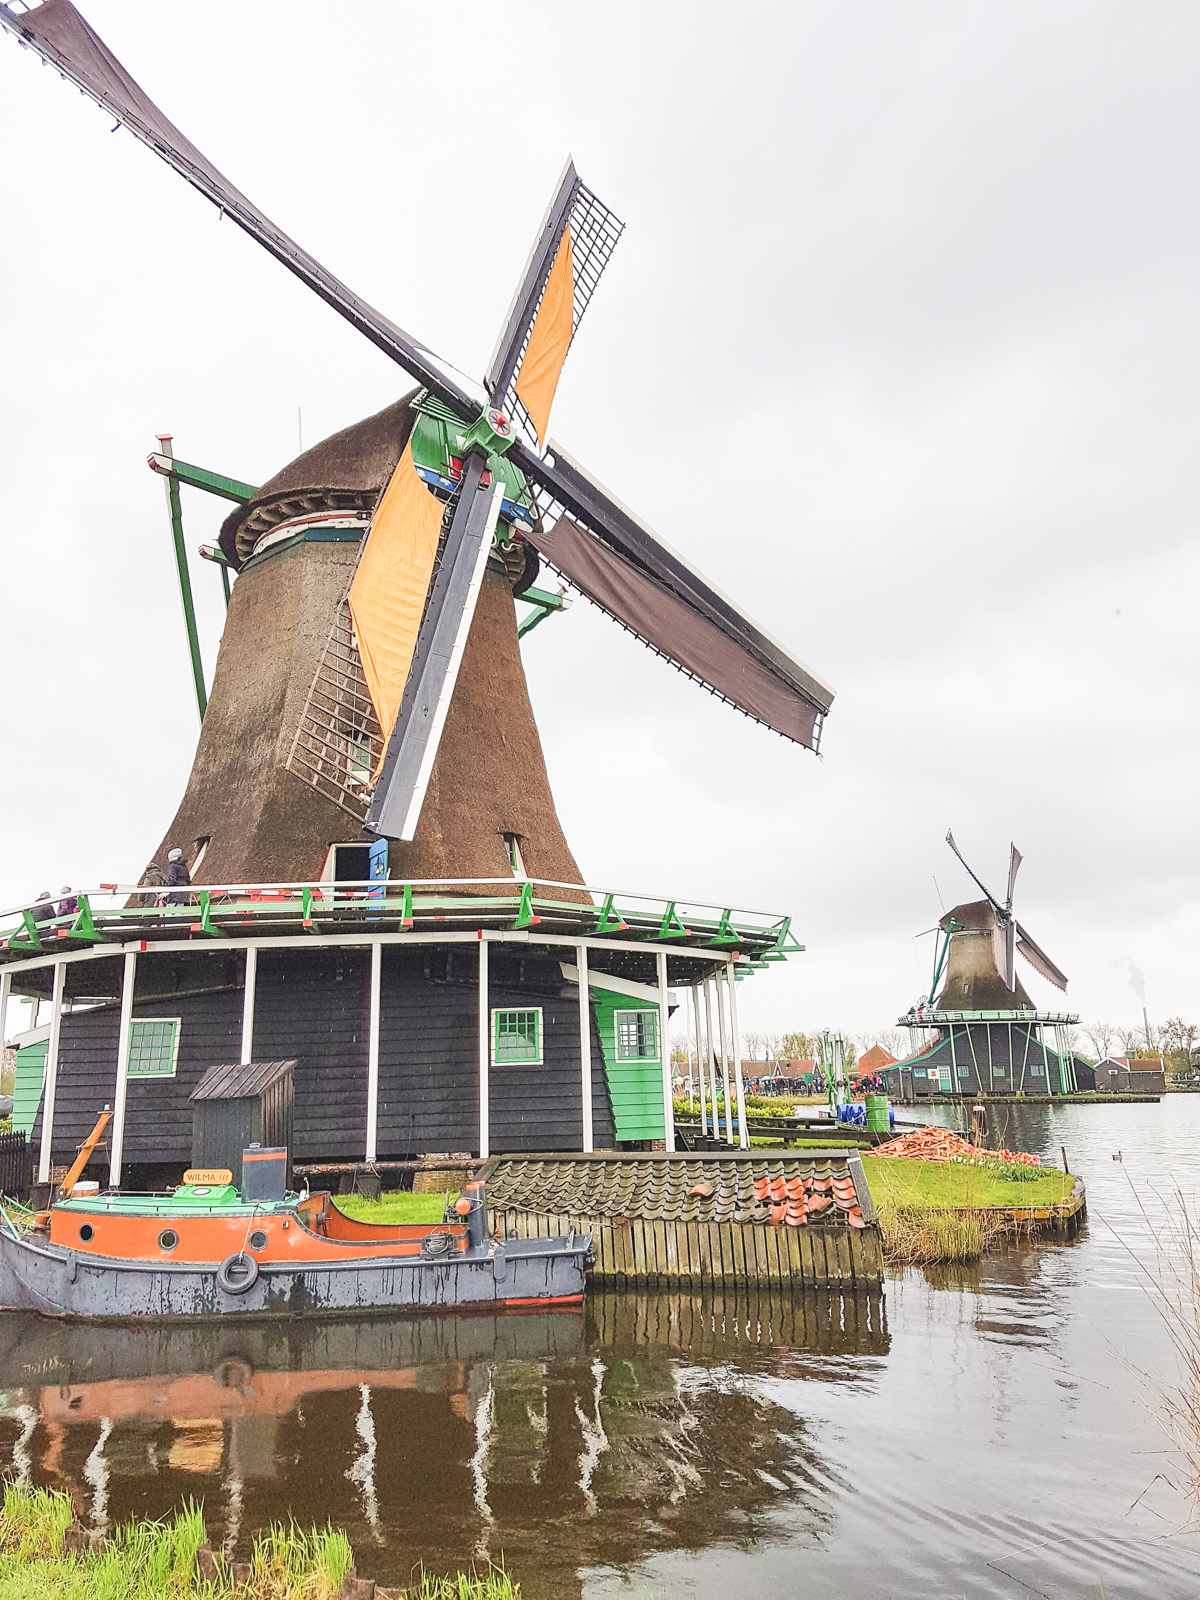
[218, 394, 418, 569]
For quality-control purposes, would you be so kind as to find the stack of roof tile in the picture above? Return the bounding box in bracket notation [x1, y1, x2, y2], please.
[485, 1153, 870, 1229]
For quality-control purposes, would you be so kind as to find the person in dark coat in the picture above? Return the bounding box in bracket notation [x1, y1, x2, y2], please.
[29, 891, 55, 924]
[164, 848, 191, 906]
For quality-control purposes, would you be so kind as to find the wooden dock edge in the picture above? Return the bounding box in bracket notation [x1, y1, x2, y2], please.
[491, 1207, 885, 1288]
[941, 1177, 1087, 1238]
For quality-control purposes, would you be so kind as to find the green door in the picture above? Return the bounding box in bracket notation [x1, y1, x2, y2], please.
[592, 989, 665, 1142]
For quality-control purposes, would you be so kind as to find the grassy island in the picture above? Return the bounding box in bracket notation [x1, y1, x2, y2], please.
[860, 1155, 1079, 1264]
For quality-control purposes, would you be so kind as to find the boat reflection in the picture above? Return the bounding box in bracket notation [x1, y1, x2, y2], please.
[0, 1290, 888, 1598]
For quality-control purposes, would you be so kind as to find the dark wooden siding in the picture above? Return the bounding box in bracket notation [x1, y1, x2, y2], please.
[34, 942, 616, 1169]
[376, 946, 615, 1159]
[251, 948, 369, 1161]
[34, 987, 241, 1167]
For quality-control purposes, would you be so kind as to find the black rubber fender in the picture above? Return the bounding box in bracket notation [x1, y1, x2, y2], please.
[216, 1252, 260, 1295]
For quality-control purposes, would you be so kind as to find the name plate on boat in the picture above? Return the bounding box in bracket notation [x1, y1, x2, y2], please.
[182, 1168, 233, 1186]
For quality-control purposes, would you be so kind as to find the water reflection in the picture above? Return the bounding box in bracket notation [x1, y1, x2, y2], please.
[0, 1292, 887, 1597]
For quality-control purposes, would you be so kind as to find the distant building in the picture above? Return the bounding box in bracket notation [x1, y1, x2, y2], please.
[1077, 1056, 1166, 1095]
[856, 1044, 897, 1076]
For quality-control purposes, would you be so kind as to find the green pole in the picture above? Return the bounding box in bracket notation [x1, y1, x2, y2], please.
[157, 434, 207, 721]
[219, 562, 231, 610]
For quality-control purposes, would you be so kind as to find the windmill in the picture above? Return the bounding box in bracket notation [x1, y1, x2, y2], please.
[0, 0, 836, 889]
[940, 831, 1068, 1006]
[892, 834, 1079, 1099]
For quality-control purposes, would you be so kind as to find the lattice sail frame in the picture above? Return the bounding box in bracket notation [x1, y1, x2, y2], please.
[498, 181, 624, 449]
[285, 596, 384, 820]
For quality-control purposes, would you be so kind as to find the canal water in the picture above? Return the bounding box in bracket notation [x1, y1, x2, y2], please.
[2, 1100, 1199, 1598]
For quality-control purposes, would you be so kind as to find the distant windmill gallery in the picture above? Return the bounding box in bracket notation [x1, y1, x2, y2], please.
[0, 0, 832, 1188]
[0, 2, 1096, 1198]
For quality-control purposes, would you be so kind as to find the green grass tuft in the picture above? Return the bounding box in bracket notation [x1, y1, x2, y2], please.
[0, 1484, 519, 1597]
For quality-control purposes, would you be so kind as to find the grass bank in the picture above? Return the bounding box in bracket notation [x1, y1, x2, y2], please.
[861, 1156, 1077, 1264]
[0, 1483, 517, 1598]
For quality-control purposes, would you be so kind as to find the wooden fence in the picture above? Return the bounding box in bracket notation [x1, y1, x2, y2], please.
[0, 1131, 31, 1202]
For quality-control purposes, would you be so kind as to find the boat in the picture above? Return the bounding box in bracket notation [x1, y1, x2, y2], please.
[0, 1133, 589, 1321]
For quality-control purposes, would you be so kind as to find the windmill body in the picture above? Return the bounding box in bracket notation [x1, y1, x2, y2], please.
[885, 839, 1083, 1102]
[0, 0, 827, 1185]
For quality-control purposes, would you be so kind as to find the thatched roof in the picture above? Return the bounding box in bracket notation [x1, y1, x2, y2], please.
[936, 899, 1036, 1010]
[219, 393, 419, 567]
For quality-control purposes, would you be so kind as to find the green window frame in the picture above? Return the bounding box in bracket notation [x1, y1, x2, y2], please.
[492, 1008, 542, 1066]
[615, 1009, 659, 1062]
[127, 1018, 181, 1078]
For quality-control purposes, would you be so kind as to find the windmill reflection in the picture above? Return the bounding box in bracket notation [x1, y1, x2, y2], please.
[0, 1291, 887, 1597]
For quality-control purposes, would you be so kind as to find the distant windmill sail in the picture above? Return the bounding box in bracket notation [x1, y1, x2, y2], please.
[944, 832, 1069, 997]
[346, 443, 445, 780]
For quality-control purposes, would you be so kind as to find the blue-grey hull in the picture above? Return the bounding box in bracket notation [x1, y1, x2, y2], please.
[0, 1230, 590, 1321]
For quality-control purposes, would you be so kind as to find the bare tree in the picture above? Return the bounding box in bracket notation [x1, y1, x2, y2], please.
[1084, 1021, 1117, 1062]
[1117, 1024, 1158, 1059]
[743, 1029, 766, 1064]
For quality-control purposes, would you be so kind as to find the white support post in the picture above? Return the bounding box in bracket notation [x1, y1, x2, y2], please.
[577, 943, 594, 1153]
[240, 945, 258, 1066]
[702, 978, 720, 1136]
[37, 962, 67, 1184]
[108, 950, 138, 1187]
[478, 935, 490, 1160]
[726, 961, 749, 1149]
[657, 951, 675, 1153]
[691, 984, 706, 1136]
[0, 971, 9, 1057]
[714, 974, 734, 1144]
[365, 940, 382, 1162]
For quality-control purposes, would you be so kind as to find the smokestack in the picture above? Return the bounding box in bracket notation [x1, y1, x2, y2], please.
[1144, 1006, 1153, 1053]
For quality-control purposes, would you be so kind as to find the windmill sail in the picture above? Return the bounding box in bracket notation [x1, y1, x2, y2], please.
[346, 443, 446, 781]
[945, 830, 1003, 909]
[367, 455, 506, 841]
[0, 0, 479, 418]
[516, 442, 834, 747]
[485, 164, 624, 448]
[1015, 922, 1068, 992]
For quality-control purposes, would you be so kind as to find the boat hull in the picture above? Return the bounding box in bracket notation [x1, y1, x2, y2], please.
[0, 1227, 589, 1321]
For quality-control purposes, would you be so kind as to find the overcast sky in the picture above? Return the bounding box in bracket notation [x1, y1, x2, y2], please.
[1, 1, 1196, 1041]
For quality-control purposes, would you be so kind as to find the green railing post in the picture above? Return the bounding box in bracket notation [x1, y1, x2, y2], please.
[156, 434, 207, 722]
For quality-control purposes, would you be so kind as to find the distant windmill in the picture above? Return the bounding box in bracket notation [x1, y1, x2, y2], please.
[942, 831, 1068, 1001]
[0, 1, 835, 887]
[892, 833, 1079, 1099]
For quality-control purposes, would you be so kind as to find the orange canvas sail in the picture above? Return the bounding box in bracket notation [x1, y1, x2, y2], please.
[347, 442, 445, 777]
[515, 227, 575, 446]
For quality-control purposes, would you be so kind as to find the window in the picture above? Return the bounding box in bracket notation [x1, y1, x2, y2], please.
[615, 1010, 658, 1061]
[502, 832, 528, 878]
[492, 1008, 542, 1065]
[346, 731, 372, 788]
[127, 1018, 180, 1078]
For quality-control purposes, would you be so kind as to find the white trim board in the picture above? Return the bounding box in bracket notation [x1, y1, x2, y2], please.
[560, 964, 677, 1007]
[9, 1024, 50, 1049]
